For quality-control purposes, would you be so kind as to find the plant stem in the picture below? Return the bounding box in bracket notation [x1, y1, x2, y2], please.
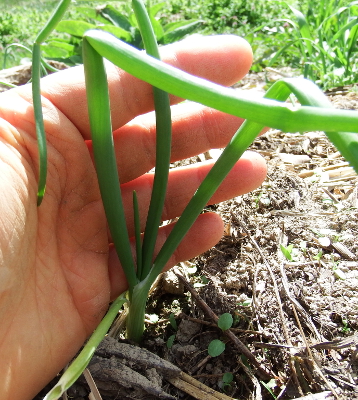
[132, 0, 172, 281]
[32, 0, 71, 205]
[84, 30, 358, 134]
[44, 295, 127, 400]
[125, 280, 149, 343]
[133, 190, 143, 276]
[31, 43, 47, 205]
[122, 0, 173, 343]
[82, 38, 138, 290]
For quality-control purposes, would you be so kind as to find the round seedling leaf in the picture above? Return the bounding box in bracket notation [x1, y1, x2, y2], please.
[222, 372, 234, 384]
[218, 313, 233, 331]
[208, 339, 225, 357]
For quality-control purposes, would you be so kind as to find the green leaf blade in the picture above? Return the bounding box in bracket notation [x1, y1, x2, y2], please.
[56, 20, 96, 37]
[162, 20, 203, 44]
[99, 5, 132, 32]
[208, 339, 225, 357]
[218, 313, 233, 331]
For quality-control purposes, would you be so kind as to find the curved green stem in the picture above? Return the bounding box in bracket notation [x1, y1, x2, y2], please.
[32, 0, 71, 205]
[82, 38, 138, 291]
[32, 43, 47, 205]
[84, 30, 358, 135]
[3, 43, 32, 69]
[43, 295, 127, 400]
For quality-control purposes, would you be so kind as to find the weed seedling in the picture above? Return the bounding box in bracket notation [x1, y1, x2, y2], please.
[166, 313, 178, 349]
[261, 378, 278, 399]
[220, 372, 234, 392]
[341, 318, 351, 334]
[217, 312, 234, 331]
[208, 339, 226, 357]
[208, 313, 234, 357]
[280, 243, 299, 262]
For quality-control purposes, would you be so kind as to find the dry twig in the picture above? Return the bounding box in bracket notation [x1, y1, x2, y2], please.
[232, 215, 304, 396]
[168, 372, 235, 400]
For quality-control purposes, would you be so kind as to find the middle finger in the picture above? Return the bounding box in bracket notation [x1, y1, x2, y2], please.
[119, 150, 267, 238]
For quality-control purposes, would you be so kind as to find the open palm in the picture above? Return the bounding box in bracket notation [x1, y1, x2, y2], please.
[0, 35, 266, 400]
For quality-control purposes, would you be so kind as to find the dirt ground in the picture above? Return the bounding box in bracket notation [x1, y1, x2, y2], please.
[21, 68, 357, 400]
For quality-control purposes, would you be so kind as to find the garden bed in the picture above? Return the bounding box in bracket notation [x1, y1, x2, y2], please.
[28, 72, 358, 400]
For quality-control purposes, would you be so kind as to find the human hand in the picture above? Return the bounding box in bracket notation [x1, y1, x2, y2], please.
[0, 35, 266, 400]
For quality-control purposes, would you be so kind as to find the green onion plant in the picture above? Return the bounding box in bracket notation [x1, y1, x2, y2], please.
[27, 0, 358, 398]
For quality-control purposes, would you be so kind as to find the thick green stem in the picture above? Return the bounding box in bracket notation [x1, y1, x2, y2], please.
[82, 38, 138, 290]
[125, 280, 149, 343]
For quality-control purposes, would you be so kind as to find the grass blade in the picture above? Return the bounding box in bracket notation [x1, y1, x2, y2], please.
[287, 5, 313, 57]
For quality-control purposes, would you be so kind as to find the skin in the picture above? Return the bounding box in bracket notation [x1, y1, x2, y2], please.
[0, 35, 266, 400]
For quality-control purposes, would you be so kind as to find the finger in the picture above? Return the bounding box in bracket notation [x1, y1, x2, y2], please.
[35, 35, 253, 138]
[87, 102, 247, 183]
[108, 212, 224, 299]
[120, 150, 266, 238]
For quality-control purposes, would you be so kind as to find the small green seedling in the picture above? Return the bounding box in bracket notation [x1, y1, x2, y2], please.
[166, 313, 178, 349]
[280, 243, 296, 261]
[261, 379, 278, 399]
[169, 312, 178, 330]
[217, 313, 234, 331]
[193, 275, 209, 288]
[208, 339, 226, 357]
[341, 318, 351, 334]
[208, 313, 233, 357]
[221, 372, 234, 392]
[167, 334, 176, 349]
[313, 250, 323, 262]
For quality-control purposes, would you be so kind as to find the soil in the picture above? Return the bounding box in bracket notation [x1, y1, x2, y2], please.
[5, 64, 356, 400]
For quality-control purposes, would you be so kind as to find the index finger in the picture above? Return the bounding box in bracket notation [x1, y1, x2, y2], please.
[36, 35, 253, 139]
